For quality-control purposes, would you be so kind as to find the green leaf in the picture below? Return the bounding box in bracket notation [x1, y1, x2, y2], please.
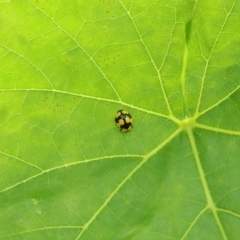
[0, 0, 240, 239]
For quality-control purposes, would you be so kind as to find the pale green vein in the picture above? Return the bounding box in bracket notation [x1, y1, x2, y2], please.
[187, 127, 227, 240]
[0, 226, 82, 239]
[215, 186, 240, 206]
[0, 44, 54, 89]
[195, 123, 240, 136]
[180, 41, 188, 108]
[197, 84, 240, 117]
[180, 206, 208, 240]
[0, 154, 143, 194]
[0, 113, 21, 127]
[0, 150, 43, 171]
[180, 0, 199, 108]
[217, 207, 240, 218]
[157, 2, 177, 78]
[52, 137, 67, 165]
[0, 88, 180, 123]
[75, 128, 182, 240]
[28, 0, 122, 102]
[118, 0, 173, 116]
[195, 1, 236, 115]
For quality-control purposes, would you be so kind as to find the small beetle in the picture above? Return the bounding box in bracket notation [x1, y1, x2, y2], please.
[115, 110, 133, 132]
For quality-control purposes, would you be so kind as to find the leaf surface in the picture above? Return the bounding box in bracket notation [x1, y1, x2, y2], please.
[0, 0, 240, 239]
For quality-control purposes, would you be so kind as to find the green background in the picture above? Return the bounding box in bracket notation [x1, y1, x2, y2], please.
[0, 0, 240, 239]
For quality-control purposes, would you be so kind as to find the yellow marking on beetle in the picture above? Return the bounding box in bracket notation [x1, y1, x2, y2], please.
[126, 118, 132, 123]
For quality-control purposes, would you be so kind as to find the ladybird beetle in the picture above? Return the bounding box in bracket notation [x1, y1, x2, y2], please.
[115, 110, 133, 132]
